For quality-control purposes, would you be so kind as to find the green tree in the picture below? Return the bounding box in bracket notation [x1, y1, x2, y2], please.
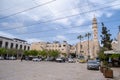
[98, 47, 107, 61]
[24, 50, 30, 56]
[49, 50, 60, 58]
[61, 53, 67, 58]
[0, 48, 6, 57]
[38, 50, 47, 58]
[85, 32, 91, 59]
[100, 23, 113, 50]
[77, 35, 83, 54]
[7, 49, 17, 56]
[30, 50, 39, 56]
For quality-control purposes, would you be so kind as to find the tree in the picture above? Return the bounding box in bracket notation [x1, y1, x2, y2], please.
[24, 50, 30, 56]
[39, 50, 47, 58]
[30, 50, 39, 56]
[98, 47, 107, 61]
[100, 23, 113, 50]
[0, 48, 6, 57]
[77, 35, 83, 54]
[49, 50, 60, 58]
[61, 53, 67, 58]
[85, 32, 91, 59]
[7, 49, 17, 56]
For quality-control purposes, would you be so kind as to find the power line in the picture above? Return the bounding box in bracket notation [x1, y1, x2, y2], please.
[47, 0, 117, 17]
[1, 3, 120, 32]
[9, 18, 120, 36]
[0, 0, 116, 13]
[0, 0, 56, 19]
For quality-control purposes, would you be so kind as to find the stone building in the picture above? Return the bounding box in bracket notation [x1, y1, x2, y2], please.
[69, 45, 76, 55]
[0, 36, 30, 50]
[111, 31, 120, 51]
[76, 16, 100, 59]
[31, 41, 70, 54]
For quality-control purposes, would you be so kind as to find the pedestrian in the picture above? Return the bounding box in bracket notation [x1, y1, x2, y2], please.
[21, 55, 23, 62]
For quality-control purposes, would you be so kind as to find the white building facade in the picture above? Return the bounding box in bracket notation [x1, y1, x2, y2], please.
[0, 36, 30, 50]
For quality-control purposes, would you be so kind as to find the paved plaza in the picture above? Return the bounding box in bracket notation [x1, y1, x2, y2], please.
[0, 60, 120, 80]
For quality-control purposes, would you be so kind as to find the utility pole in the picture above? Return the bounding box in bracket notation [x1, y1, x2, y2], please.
[118, 26, 120, 32]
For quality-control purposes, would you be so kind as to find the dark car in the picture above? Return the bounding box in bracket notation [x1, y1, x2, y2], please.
[87, 60, 99, 70]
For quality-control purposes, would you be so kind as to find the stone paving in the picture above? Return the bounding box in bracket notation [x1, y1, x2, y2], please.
[0, 60, 120, 80]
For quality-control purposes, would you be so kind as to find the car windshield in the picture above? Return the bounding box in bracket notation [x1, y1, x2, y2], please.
[88, 61, 97, 64]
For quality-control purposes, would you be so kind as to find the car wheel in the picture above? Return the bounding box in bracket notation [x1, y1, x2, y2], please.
[87, 67, 89, 70]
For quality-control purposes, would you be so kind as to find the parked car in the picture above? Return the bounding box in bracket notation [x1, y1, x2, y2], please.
[68, 58, 75, 63]
[78, 55, 86, 63]
[0, 56, 4, 60]
[87, 60, 99, 70]
[45, 57, 55, 61]
[9, 56, 16, 60]
[32, 58, 42, 62]
[56, 57, 65, 62]
[5, 56, 9, 60]
[78, 59, 86, 63]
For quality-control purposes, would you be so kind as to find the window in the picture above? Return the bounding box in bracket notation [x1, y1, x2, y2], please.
[59, 45, 61, 47]
[63, 45, 66, 47]
[20, 45, 22, 49]
[16, 44, 18, 49]
[24, 46, 26, 50]
[10, 43, 13, 49]
[28, 46, 30, 50]
[0, 41, 2, 48]
[5, 42, 8, 48]
[80, 45, 82, 49]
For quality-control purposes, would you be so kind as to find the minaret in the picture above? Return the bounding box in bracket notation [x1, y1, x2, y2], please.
[92, 15, 100, 58]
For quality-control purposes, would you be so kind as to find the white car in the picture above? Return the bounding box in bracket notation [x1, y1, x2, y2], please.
[32, 58, 42, 62]
[56, 57, 65, 62]
[68, 58, 75, 63]
[9, 56, 16, 60]
[0, 56, 4, 60]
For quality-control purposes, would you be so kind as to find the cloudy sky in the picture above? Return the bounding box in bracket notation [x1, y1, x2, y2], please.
[0, 0, 120, 44]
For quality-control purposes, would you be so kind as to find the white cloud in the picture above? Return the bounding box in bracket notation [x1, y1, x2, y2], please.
[110, 0, 120, 9]
[67, 25, 92, 34]
[25, 38, 42, 43]
[105, 12, 113, 17]
[53, 35, 67, 41]
[0, 31, 16, 38]
[1, 22, 27, 33]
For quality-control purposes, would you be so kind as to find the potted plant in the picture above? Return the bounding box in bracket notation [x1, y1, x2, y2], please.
[98, 50, 107, 73]
[103, 66, 113, 78]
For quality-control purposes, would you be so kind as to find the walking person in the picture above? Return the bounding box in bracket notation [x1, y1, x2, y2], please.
[21, 55, 24, 62]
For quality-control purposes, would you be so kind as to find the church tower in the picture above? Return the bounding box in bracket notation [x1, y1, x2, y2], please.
[92, 16, 100, 58]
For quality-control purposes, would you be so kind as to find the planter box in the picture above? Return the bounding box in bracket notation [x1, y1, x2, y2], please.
[103, 68, 113, 78]
[100, 66, 106, 73]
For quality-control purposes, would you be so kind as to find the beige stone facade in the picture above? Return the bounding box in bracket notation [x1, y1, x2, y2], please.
[69, 45, 76, 54]
[76, 17, 100, 59]
[31, 41, 70, 54]
[112, 32, 120, 51]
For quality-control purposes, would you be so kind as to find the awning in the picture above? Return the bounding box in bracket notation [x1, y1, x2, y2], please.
[104, 50, 120, 54]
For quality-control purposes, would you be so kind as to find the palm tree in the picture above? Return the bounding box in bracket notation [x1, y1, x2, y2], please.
[85, 32, 91, 59]
[77, 35, 83, 55]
